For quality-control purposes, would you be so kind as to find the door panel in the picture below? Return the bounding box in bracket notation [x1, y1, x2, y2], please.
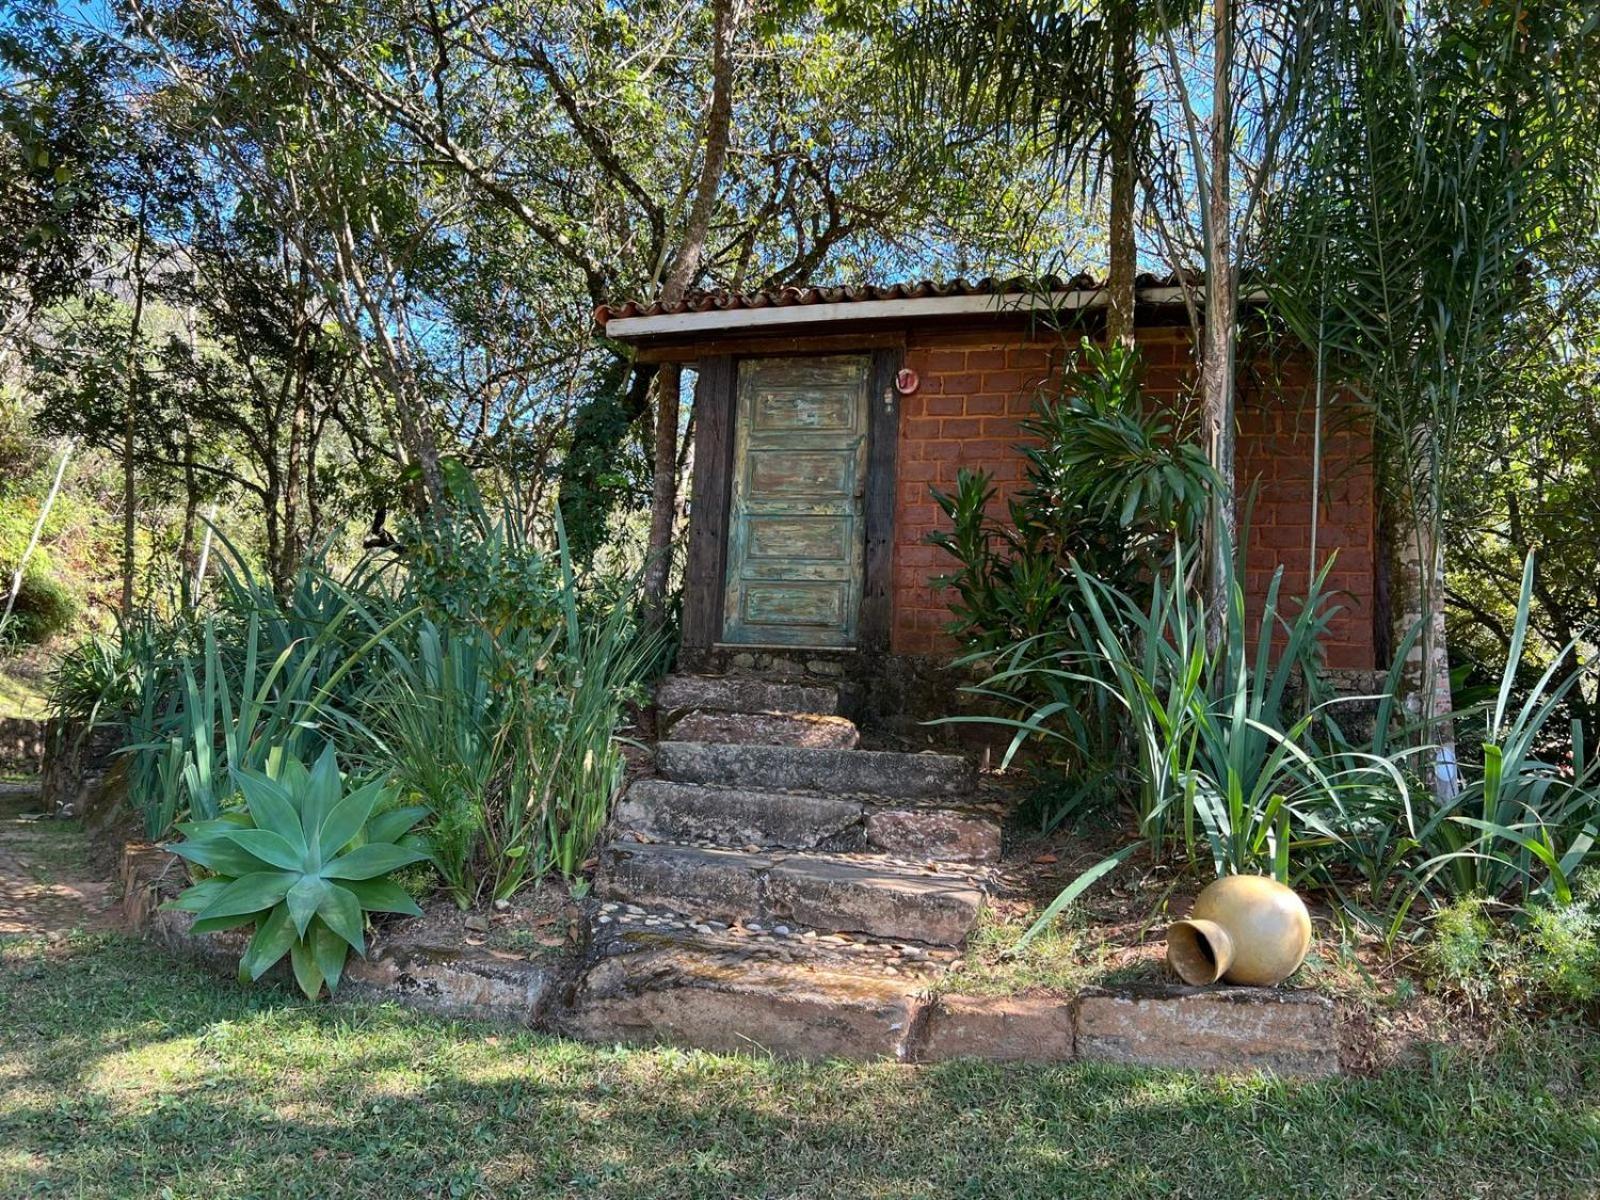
[746, 449, 857, 496]
[722, 356, 869, 647]
[746, 516, 849, 562]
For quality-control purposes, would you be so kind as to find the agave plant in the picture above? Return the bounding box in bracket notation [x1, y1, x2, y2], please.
[163, 745, 429, 998]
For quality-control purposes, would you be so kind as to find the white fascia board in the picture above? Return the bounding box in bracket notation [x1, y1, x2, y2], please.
[601, 283, 1263, 341]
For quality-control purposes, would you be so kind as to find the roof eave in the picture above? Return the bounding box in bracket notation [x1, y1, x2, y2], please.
[606, 286, 1175, 343]
[600, 284, 1267, 343]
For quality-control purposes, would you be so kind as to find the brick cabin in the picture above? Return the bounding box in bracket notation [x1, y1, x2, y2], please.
[597, 277, 1378, 725]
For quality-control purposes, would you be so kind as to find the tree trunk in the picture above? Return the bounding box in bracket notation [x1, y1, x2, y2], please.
[178, 304, 200, 606]
[641, 0, 739, 628]
[1201, 0, 1237, 641]
[120, 200, 149, 616]
[179, 432, 200, 607]
[641, 364, 683, 623]
[1398, 442, 1460, 799]
[1106, 0, 1138, 350]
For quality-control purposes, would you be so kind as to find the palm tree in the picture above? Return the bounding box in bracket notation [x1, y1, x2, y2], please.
[877, 0, 1171, 347]
[1266, 0, 1600, 795]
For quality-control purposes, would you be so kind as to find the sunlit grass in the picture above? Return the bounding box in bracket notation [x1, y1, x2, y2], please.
[1, 933, 1597, 1198]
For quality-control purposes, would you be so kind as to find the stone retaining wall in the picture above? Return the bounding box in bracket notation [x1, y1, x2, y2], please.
[0, 716, 45, 770]
[125, 846, 1340, 1076]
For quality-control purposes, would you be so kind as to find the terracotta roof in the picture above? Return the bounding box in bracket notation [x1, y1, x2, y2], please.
[594, 271, 1195, 328]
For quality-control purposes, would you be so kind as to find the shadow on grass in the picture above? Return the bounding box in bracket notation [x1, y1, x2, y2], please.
[2, 934, 1598, 1199]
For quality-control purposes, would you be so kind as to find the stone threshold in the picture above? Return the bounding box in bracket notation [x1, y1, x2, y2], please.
[130, 848, 1338, 1077]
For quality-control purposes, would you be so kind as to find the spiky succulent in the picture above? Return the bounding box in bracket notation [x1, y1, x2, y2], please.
[164, 744, 429, 998]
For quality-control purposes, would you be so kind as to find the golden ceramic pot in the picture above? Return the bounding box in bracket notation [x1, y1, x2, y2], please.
[1166, 875, 1312, 987]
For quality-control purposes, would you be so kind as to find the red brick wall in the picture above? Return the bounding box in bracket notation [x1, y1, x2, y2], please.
[892, 324, 1376, 669]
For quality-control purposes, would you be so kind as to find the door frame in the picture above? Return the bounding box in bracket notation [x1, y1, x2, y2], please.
[680, 346, 902, 656]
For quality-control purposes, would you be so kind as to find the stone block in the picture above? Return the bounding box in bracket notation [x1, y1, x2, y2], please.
[763, 856, 982, 946]
[918, 994, 1075, 1062]
[667, 710, 860, 750]
[344, 941, 559, 1024]
[656, 675, 839, 717]
[1074, 984, 1339, 1077]
[614, 780, 865, 850]
[119, 842, 184, 930]
[594, 843, 768, 920]
[657, 741, 975, 799]
[864, 808, 1001, 863]
[561, 940, 923, 1061]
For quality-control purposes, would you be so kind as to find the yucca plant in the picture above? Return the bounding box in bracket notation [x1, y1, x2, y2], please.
[163, 744, 429, 999]
[1412, 555, 1599, 910]
[957, 530, 1410, 949]
[104, 530, 417, 838]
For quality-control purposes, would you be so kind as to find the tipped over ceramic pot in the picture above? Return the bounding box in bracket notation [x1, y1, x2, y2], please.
[1166, 875, 1312, 987]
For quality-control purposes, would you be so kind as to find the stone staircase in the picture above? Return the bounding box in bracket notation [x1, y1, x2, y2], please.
[559, 672, 1001, 1059]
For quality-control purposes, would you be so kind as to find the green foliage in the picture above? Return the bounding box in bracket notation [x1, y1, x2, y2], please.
[370, 602, 654, 907]
[52, 492, 660, 897]
[1333, 556, 1600, 940]
[1422, 898, 1503, 1006]
[0, 565, 77, 647]
[930, 341, 1213, 650]
[929, 342, 1214, 826]
[1524, 894, 1600, 1007]
[963, 534, 1397, 892]
[47, 612, 173, 733]
[555, 354, 654, 571]
[163, 744, 427, 998]
[984, 548, 1599, 950]
[1423, 892, 1600, 1013]
[93, 530, 414, 839]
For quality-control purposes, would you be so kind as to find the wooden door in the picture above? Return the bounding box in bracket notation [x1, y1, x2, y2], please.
[721, 355, 870, 647]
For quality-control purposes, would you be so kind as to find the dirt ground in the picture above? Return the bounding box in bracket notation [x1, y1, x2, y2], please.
[0, 778, 121, 937]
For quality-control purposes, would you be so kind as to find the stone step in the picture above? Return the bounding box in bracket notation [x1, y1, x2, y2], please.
[657, 741, 976, 799]
[656, 674, 839, 717]
[594, 842, 985, 946]
[614, 779, 1002, 862]
[615, 779, 863, 850]
[665, 709, 859, 750]
[559, 922, 924, 1061]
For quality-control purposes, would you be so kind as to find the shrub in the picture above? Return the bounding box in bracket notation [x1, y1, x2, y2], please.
[1524, 897, 1600, 1006]
[1317, 555, 1600, 942]
[957, 534, 1399, 881]
[163, 745, 429, 998]
[1422, 897, 1505, 1006]
[930, 340, 1214, 651]
[368, 514, 661, 906]
[61, 491, 661, 904]
[1, 565, 78, 647]
[1421, 892, 1600, 1014]
[929, 342, 1215, 825]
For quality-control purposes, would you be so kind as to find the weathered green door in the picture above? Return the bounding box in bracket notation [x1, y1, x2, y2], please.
[721, 355, 870, 647]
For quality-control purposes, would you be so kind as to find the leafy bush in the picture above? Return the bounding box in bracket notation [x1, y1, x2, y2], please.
[54, 492, 660, 902]
[1422, 892, 1600, 1013]
[929, 342, 1215, 824]
[164, 745, 428, 998]
[1, 565, 78, 647]
[930, 341, 1214, 651]
[970, 542, 1598, 951]
[1309, 556, 1600, 942]
[1422, 897, 1505, 1006]
[1524, 895, 1600, 1006]
[958, 534, 1402, 881]
[369, 513, 660, 906]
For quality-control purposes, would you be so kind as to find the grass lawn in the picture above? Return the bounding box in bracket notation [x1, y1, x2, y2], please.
[0, 661, 49, 720]
[2, 935, 1597, 1198]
